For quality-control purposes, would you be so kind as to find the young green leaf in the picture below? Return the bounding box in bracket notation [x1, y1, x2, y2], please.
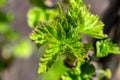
[38, 42, 60, 73]
[30, 0, 120, 80]
[96, 39, 120, 57]
[61, 67, 81, 80]
[66, 0, 107, 39]
[80, 62, 95, 80]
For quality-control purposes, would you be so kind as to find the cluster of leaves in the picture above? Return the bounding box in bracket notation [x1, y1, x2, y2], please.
[30, 0, 120, 80]
[0, 0, 32, 71]
[28, 0, 58, 28]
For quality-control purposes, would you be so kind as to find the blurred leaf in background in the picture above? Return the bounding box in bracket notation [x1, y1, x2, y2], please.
[0, 0, 6, 7]
[0, 0, 33, 72]
[13, 39, 33, 58]
[29, 0, 45, 8]
[27, 0, 58, 28]
[2, 39, 32, 59]
[0, 23, 9, 34]
[27, 7, 58, 28]
[0, 11, 14, 34]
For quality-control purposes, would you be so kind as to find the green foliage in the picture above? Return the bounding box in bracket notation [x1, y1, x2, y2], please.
[2, 39, 32, 59]
[62, 62, 95, 80]
[96, 39, 120, 57]
[12, 39, 32, 58]
[28, 0, 58, 28]
[0, 0, 6, 7]
[0, 2, 14, 36]
[65, 0, 107, 39]
[0, 0, 17, 42]
[0, 23, 9, 34]
[30, 0, 120, 80]
[62, 67, 81, 80]
[29, 0, 45, 8]
[0, 0, 33, 71]
[27, 7, 58, 28]
[0, 11, 14, 34]
[62, 0, 69, 3]
[95, 69, 112, 80]
[80, 62, 95, 79]
[41, 56, 66, 80]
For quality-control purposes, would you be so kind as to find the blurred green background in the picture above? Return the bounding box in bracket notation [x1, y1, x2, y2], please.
[1, 0, 119, 80]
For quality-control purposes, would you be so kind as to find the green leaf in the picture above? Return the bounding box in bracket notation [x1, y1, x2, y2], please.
[0, 22, 9, 34]
[0, 11, 13, 23]
[27, 8, 43, 28]
[61, 62, 94, 80]
[27, 7, 58, 28]
[84, 42, 93, 52]
[30, 24, 49, 48]
[66, 0, 107, 39]
[80, 62, 95, 79]
[38, 43, 59, 73]
[13, 39, 32, 58]
[81, 14, 107, 39]
[29, 0, 45, 7]
[61, 68, 81, 80]
[5, 31, 18, 41]
[41, 56, 66, 80]
[0, 0, 6, 7]
[97, 69, 111, 79]
[96, 39, 120, 57]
